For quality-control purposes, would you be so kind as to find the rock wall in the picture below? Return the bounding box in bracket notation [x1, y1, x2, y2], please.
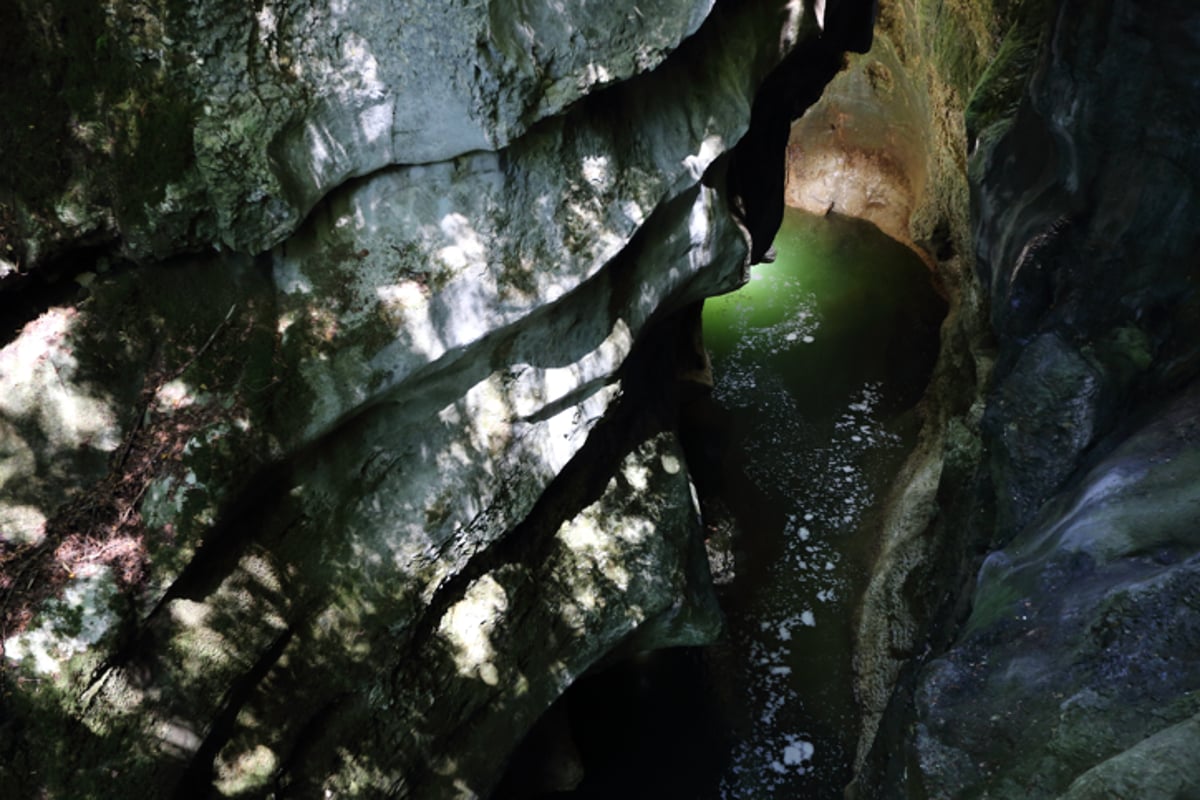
[18, 0, 1194, 795]
[0, 0, 715, 263]
[853, 0, 1200, 796]
[0, 1, 876, 797]
[913, 0, 1200, 795]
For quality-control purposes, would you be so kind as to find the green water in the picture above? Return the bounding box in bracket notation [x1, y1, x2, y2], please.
[696, 208, 945, 797]
[702, 209, 941, 427]
[505, 209, 945, 800]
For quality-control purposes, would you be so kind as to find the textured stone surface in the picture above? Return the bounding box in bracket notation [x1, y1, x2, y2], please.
[0, 0, 877, 797]
[0, 0, 715, 263]
[886, 0, 1200, 796]
[971, 0, 1200, 549]
[785, 33, 928, 246]
[852, 1, 1200, 798]
[1059, 712, 1200, 800]
[915, 384, 1200, 798]
[984, 331, 1108, 534]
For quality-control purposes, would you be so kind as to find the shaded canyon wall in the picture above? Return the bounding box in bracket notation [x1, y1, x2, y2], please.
[836, 0, 1200, 796]
[0, 1, 875, 798]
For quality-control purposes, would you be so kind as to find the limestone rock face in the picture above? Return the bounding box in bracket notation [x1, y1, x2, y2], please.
[973, 0, 1200, 540]
[0, 1, 875, 797]
[902, 0, 1200, 796]
[784, 34, 928, 247]
[0, 0, 715, 262]
[916, 384, 1200, 798]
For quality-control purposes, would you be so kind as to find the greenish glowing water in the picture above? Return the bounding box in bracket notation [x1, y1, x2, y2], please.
[507, 208, 945, 800]
[703, 208, 941, 428]
[699, 208, 945, 798]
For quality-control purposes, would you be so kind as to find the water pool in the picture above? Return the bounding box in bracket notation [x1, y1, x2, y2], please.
[499, 208, 945, 799]
[694, 207, 944, 797]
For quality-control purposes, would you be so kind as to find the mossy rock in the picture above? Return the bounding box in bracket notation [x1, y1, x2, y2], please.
[965, 0, 1057, 144]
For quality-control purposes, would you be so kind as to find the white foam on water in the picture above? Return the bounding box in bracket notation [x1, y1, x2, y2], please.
[784, 739, 815, 765]
[710, 237, 909, 797]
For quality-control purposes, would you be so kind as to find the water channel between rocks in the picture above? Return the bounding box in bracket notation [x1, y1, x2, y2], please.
[502, 208, 946, 799]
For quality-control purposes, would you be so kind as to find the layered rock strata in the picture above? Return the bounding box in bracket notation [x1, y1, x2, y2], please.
[0, 1, 875, 797]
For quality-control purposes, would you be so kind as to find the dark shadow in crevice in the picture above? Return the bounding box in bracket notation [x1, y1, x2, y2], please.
[0, 244, 126, 348]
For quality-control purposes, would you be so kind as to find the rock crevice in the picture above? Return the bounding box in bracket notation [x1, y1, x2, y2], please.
[0, 1, 877, 797]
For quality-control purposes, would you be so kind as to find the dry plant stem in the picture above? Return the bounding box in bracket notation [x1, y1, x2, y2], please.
[116, 303, 237, 473]
[171, 303, 237, 383]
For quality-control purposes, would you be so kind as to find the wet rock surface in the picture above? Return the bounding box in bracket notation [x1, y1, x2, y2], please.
[916, 383, 1200, 798]
[885, 0, 1200, 796]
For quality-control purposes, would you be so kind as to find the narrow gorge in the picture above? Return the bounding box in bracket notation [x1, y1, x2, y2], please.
[2, 1, 1198, 798]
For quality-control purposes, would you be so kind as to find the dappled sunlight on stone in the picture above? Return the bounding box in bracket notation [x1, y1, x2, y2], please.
[267, 49, 760, 435]
[412, 431, 718, 797]
[338, 32, 388, 142]
[683, 133, 726, 182]
[153, 379, 197, 412]
[0, 504, 47, 547]
[296, 351, 624, 628]
[581, 155, 612, 192]
[507, 319, 633, 421]
[0, 306, 138, 550]
[438, 574, 508, 686]
[3, 564, 119, 676]
[559, 509, 642, 594]
[0, 420, 35, 487]
[0, 0, 892, 796]
[166, 598, 239, 673]
[0, 419, 44, 544]
[239, 553, 285, 597]
[156, 718, 204, 758]
[268, 78, 755, 461]
[0, 308, 120, 453]
[436, 212, 488, 272]
[214, 743, 279, 796]
[459, 376, 514, 463]
[522, 383, 621, 479]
